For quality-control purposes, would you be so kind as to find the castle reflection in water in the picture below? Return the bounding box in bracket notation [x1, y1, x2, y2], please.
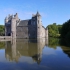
[5, 38, 48, 64]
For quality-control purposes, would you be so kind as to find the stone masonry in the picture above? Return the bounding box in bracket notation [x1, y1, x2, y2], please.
[5, 12, 48, 39]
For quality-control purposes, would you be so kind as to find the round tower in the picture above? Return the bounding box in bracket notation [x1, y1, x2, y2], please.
[36, 11, 42, 25]
[36, 11, 42, 38]
[11, 18, 17, 38]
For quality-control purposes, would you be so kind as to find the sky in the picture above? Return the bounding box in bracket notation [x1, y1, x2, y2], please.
[0, 0, 70, 27]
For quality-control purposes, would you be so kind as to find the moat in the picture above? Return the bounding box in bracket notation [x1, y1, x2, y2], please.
[0, 38, 70, 70]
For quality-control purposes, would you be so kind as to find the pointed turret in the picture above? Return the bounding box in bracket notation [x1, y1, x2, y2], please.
[36, 11, 41, 16]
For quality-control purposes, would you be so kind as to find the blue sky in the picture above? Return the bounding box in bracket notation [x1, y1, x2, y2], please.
[0, 0, 70, 27]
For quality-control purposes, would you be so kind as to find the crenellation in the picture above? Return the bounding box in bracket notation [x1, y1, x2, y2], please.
[5, 16, 8, 23]
[14, 13, 19, 20]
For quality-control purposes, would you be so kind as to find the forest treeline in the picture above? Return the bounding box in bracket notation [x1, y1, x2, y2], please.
[0, 25, 5, 36]
[47, 19, 70, 39]
[60, 19, 70, 47]
[60, 19, 70, 39]
[47, 19, 70, 47]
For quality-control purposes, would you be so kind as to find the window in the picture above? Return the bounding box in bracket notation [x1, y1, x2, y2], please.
[34, 21, 35, 25]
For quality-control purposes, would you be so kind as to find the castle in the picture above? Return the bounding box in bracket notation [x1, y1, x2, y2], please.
[5, 12, 48, 39]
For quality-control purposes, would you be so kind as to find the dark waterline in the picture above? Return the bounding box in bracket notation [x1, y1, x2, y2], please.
[0, 38, 70, 70]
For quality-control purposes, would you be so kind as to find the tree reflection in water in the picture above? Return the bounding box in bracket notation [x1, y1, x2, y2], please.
[48, 37, 70, 58]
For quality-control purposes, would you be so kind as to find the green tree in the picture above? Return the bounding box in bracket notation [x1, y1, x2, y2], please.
[60, 19, 70, 47]
[47, 23, 61, 37]
[61, 19, 70, 39]
[0, 25, 5, 36]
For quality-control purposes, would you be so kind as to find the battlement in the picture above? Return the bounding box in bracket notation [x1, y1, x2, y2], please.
[32, 11, 41, 18]
[5, 13, 19, 23]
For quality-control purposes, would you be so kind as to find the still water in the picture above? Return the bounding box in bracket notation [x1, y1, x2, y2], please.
[0, 38, 70, 70]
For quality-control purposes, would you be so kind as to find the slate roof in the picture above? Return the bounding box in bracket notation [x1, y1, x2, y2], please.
[18, 19, 31, 26]
[42, 26, 45, 29]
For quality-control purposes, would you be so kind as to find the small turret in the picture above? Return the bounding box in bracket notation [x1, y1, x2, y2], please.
[36, 11, 41, 25]
[36, 11, 41, 16]
[13, 13, 19, 21]
[5, 16, 8, 23]
[14, 13, 18, 19]
[7, 14, 14, 20]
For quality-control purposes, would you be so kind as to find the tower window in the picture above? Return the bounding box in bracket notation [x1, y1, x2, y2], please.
[34, 21, 35, 25]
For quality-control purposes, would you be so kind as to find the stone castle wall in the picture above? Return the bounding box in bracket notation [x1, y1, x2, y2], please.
[5, 12, 48, 39]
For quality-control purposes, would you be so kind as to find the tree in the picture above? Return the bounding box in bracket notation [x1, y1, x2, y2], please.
[0, 25, 5, 36]
[47, 23, 61, 37]
[61, 19, 70, 38]
[60, 19, 70, 47]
